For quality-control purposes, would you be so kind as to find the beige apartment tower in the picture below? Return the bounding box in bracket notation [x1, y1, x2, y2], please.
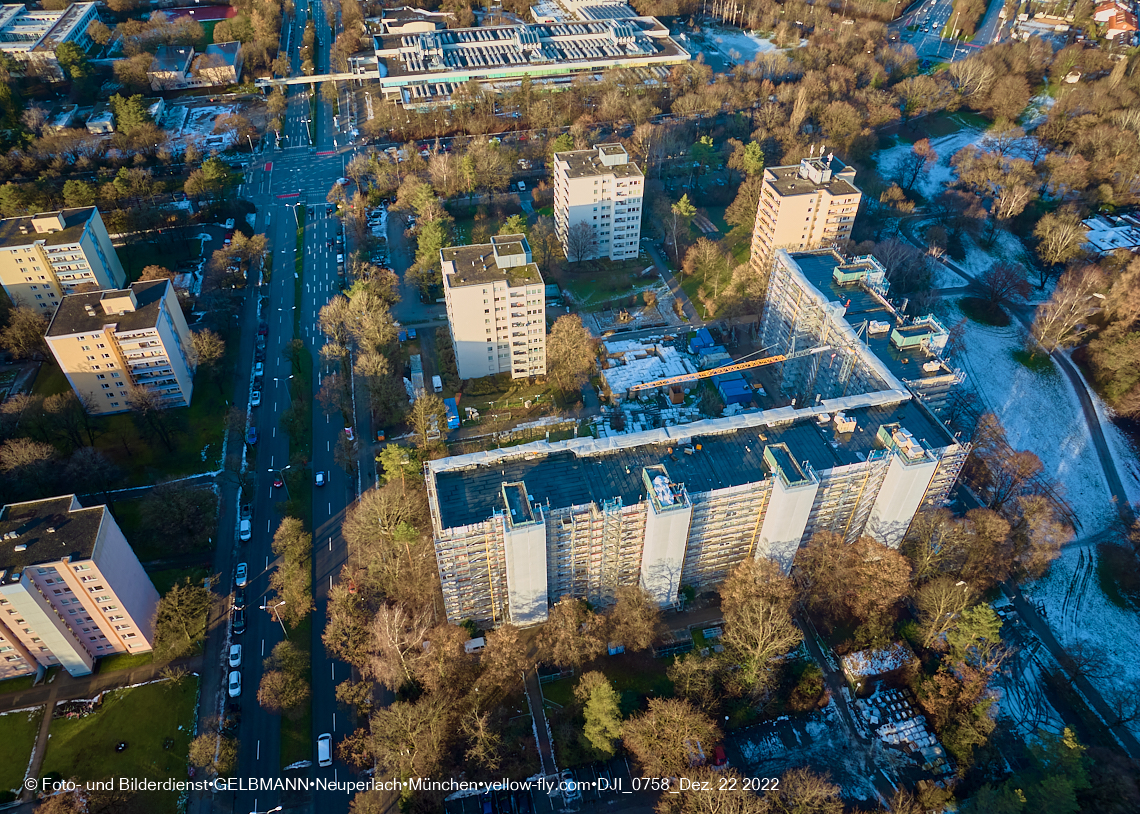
[0, 207, 126, 311]
[553, 143, 644, 261]
[0, 495, 160, 679]
[442, 235, 546, 380]
[751, 154, 862, 261]
[45, 280, 195, 415]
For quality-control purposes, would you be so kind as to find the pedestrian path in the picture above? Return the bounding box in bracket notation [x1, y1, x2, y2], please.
[523, 669, 558, 777]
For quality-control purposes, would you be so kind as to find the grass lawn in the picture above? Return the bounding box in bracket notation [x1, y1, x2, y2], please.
[95, 651, 154, 674]
[197, 21, 218, 50]
[542, 652, 673, 717]
[42, 678, 197, 813]
[30, 361, 69, 398]
[551, 257, 657, 310]
[148, 566, 210, 597]
[119, 238, 202, 284]
[0, 674, 37, 696]
[678, 264, 732, 319]
[279, 616, 313, 769]
[0, 706, 43, 794]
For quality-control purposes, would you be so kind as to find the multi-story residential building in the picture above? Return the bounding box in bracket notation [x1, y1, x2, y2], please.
[45, 280, 196, 415]
[0, 495, 160, 679]
[441, 235, 547, 380]
[749, 154, 862, 301]
[0, 3, 99, 80]
[0, 207, 126, 312]
[426, 248, 968, 627]
[553, 143, 644, 261]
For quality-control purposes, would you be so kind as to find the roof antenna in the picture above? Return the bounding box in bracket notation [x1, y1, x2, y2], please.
[809, 144, 816, 157]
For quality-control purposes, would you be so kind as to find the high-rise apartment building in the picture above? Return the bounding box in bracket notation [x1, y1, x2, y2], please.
[442, 235, 546, 380]
[0, 207, 126, 311]
[426, 248, 968, 627]
[0, 495, 160, 679]
[750, 153, 862, 268]
[45, 280, 195, 415]
[553, 143, 644, 261]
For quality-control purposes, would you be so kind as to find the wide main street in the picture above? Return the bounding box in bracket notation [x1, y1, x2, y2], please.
[197, 0, 372, 808]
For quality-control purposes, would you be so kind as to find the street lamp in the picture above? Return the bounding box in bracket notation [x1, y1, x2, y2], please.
[269, 464, 293, 500]
[261, 600, 288, 638]
[250, 807, 283, 814]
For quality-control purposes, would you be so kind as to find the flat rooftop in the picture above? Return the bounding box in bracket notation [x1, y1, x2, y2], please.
[0, 497, 103, 580]
[46, 280, 169, 337]
[441, 242, 543, 288]
[791, 251, 958, 387]
[554, 146, 642, 179]
[434, 399, 953, 528]
[0, 207, 93, 250]
[764, 163, 859, 198]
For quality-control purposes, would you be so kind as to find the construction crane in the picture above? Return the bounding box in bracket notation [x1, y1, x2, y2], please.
[626, 345, 832, 394]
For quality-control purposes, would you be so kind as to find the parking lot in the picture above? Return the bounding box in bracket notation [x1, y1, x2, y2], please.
[443, 758, 656, 814]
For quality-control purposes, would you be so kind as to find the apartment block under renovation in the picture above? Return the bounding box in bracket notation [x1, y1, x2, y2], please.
[426, 249, 969, 627]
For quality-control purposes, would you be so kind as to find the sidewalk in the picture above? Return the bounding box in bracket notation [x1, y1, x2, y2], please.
[643, 241, 704, 328]
[523, 669, 558, 777]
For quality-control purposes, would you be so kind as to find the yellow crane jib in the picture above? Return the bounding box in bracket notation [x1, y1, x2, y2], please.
[625, 345, 832, 394]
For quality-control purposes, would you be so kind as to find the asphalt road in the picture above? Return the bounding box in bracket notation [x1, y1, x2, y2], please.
[892, 0, 1006, 61]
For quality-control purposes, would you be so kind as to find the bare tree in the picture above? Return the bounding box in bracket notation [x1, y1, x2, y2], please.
[1030, 265, 1106, 352]
[546, 314, 597, 397]
[973, 262, 1031, 308]
[409, 393, 446, 449]
[719, 558, 803, 697]
[536, 597, 606, 669]
[605, 585, 662, 652]
[622, 698, 720, 777]
[1033, 206, 1087, 273]
[915, 577, 973, 650]
[894, 138, 938, 194]
[566, 221, 594, 264]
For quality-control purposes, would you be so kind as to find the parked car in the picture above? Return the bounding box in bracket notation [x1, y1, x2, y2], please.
[231, 608, 245, 635]
[228, 644, 242, 668]
[239, 518, 252, 542]
[560, 771, 581, 802]
[258, 322, 268, 336]
[246, 427, 258, 445]
[272, 474, 285, 488]
[235, 562, 248, 587]
[224, 233, 233, 246]
[239, 503, 251, 520]
[233, 588, 246, 611]
[253, 361, 264, 377]
[251, 389, 261, 407]
[344, 427, 354, 441]
[228, 670, 242, 698]
[255, 346, 266, 362]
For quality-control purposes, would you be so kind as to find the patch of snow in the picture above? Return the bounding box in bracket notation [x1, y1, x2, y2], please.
[1022, 543, 1140, 735]
[705, 29, 779, 63]
[874, 118, 985, 200]
[931, 263, 967, 289]
[949, 302, 1115, 534]
[842, 643, 916, 678]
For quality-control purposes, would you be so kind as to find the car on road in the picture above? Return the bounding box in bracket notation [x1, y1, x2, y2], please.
[255, 346, 266, 362]
[253, 361, 264, 377]
[224, 218, 235, 229]
[224, 233, 233, 246]
[314, 470, 329, 487]
[235, 562, 248, 587]
[231, 608, 245, 635]
[228, 644, 242, 668]
[228, 670, 242, 698]
[251, 389, 261, 407]
[233, 588, 246, 611]
[239, 518, 252, 542]
[337, 177, 351, 186]
[258, 322, 268, 336]
[317, 733, 333, 767]
[246, 427, 258, 445]
[344, 427, 354, 441]
[240, 503, 251, 520]
[517, 181, 526, 192]
[327, 239, 333, 249]
[272, 474, 285, 488]
[560, 771, 581, 802]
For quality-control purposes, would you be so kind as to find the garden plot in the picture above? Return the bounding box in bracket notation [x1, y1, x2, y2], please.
[948, 299, 1115, 535]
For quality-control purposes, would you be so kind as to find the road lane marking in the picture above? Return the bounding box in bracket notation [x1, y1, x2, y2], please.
[257, 741, 260, 760]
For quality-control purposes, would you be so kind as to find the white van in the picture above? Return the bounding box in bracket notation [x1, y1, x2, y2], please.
[317, 733, 332, 767]
[432, 374, 443, 393]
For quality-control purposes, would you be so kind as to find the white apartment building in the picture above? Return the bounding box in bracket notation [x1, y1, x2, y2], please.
[0, 495, 160, 679]
[0, 3, 99, 80]
[0, 207, 126, 312]
[441, 235, 547, 380]
[553, 143, 644, 261]
[45, 280, 196, 415]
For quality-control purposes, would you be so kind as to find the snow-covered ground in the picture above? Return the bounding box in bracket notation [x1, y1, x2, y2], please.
[875, 118, 986, 200]
[931, 262, 967, 289]
[948, 300, 1116, 535]
[701, 28, 779, 64]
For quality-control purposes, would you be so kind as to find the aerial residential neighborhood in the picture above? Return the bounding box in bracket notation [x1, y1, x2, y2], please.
[0, 0, 1139, 811]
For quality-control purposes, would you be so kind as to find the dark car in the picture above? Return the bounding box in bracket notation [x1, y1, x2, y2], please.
[256, 335, 266, 351]
[231, 608, 246, 635]
[246, 427, 258, 445]
[258, 322, 268, 336]
[233, 588, 246, 611]
[255, 347, 266, 362]
[513, 791, 533, 814]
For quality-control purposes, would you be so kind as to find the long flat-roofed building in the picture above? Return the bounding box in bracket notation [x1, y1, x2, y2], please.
[553, 143, 644, 261]
[426, 248, 969, 627]
[363, 14, 689, 108]
[0, 207, 126, 312]
[45, 280, 195, 415]
[0, 496, 160, 679]
[0, 3, 99, 80]
[442, 235, 547, 380]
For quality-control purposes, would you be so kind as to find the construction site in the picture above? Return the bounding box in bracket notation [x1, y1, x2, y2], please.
[426, 249, 971, 627]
